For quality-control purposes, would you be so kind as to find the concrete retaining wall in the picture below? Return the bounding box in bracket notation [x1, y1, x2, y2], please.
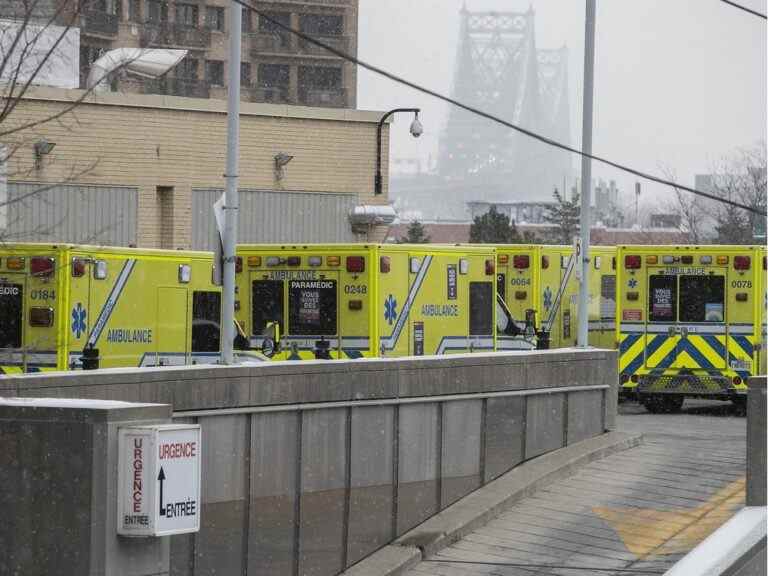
[0, 348, 617, 576]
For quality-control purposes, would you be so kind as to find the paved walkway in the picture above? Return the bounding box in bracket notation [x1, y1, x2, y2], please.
[406, 401, 747, 576]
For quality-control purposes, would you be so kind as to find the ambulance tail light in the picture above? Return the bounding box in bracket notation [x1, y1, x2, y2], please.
[286, 256, 301, 267]
[308, 256, 322, 267]
[72, 258, 86, 277]
[31, 256, 55, 277]
[513, 255, 530, 269]
[733, 376, 742, 386]
[6, 256, 25, 270]
[700, 256, 712, 265]
[379, 256, 390, 273]
[327, 256, 341, 267]
[541, 255, 549, 269]
[266, 257, 281, 267]
[734, 256, 751, 270]
[29, 307, 54, 327]
[681, 255, 693, 264]
[717, 256, 729, 265]
[485, 259, 495, 275]
[620, 374, 630, 384]
[498, 254, 509, 265]
[94, 260, 107, 279]
[235, 257, 243, 273]
[630, 374, 639, 383]
[662, 256, 675, 264]
[247, 256, 262, 267]
[346, 256, 365, 273]
[646, 255, 658, 265]
[625, 255, 641, 269]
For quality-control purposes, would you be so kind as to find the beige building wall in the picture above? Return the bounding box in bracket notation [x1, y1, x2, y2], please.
[3, 87, 390, 248]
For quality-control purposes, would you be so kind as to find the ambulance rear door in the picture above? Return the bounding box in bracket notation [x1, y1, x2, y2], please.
[0, 268, 25, 371]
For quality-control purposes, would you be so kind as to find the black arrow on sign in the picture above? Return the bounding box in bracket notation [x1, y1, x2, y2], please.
[158, 467, 166, 516]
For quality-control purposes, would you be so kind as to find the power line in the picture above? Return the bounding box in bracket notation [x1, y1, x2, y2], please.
[233, 0, 767, 218]
[720, 0, 768, 19]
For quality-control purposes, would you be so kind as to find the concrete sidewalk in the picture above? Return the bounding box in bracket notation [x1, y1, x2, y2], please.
[407, 405, 747, 576]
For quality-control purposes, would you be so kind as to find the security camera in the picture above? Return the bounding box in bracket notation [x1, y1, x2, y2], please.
[409, 115, 423, 138]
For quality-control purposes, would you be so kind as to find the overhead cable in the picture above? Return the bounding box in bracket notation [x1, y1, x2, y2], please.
[720, 0, 768, 19]
[234, 0, 767, 217]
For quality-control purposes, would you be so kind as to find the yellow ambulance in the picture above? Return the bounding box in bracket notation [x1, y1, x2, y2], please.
[616, 245, 767, 412]
[493, 244, 617, 350]
[235, 244, 497, 360]
[0, 243, 223, 373]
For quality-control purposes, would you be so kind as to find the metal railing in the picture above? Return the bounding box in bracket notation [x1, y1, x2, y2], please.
[140, 22, 211, 49]
[80, 10, 119, 36]
[298, 35, 349, 56]
[250, 32, 293, 54]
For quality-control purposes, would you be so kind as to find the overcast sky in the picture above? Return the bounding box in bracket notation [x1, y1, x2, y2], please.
[357, 0, 767, 209]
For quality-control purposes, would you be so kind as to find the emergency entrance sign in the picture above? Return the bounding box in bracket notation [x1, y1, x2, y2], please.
[118, 424, 201, 537]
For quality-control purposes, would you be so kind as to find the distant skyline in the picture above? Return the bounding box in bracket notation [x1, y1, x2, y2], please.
[357, 0, 766, 211]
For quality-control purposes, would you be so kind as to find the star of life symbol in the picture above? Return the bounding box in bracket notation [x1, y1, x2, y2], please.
[628, 278, 638, 289]
[72, 302, 87, 338]
[543, 287, 553, 310]
[384, 294, 398, 325]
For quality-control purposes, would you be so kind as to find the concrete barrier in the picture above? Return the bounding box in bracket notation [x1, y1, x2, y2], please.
[0, 348, 617, 576]
[0, 398, 172, 576]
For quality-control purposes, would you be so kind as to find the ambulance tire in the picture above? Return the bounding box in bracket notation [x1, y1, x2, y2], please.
[640, 394, 684, 414]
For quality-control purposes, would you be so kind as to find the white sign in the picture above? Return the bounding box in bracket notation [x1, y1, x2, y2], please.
[118, 424, 201, 537]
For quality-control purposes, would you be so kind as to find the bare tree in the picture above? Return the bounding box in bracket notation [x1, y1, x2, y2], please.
[707, 142, 766, 245]
[658, 165, 708, 244]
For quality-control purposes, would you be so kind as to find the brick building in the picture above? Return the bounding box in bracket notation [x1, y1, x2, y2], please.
[1, 87, 390, 248]
[2, 0, 358, 108]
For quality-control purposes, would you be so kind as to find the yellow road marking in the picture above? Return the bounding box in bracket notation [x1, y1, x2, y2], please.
[593, 477, 745, 558]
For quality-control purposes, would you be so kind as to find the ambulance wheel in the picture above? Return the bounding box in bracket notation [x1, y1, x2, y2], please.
[640, 394, 684, 414]
[731, 396, 747, 414]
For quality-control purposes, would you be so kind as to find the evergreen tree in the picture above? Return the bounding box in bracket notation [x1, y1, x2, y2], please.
[469, 206, 533, 243]
[542, 188, 580, 244]
[399, 220, 431, 243]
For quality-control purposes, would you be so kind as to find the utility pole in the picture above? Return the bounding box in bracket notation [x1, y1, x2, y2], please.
[577, 0, 596, 348]
[221, 0, 242, 364]
[635, 182, 641, 227]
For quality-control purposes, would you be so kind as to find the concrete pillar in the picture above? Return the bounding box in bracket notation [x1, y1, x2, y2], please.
[0, 398, 172, 576]
[747, 376, 766, 506]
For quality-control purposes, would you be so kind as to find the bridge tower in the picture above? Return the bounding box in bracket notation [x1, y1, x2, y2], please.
[437, 5, 572, 204]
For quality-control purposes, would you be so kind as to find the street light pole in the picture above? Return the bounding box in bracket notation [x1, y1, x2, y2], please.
[577, 0, 596, 348]
[221, 0, 242, 364]
[375, 108, 422, 195]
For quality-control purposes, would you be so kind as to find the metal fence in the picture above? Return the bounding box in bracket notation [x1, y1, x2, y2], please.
[170, 385, 608, 576]
[2, 182, 137, 245]
[191, 188, 357, 250]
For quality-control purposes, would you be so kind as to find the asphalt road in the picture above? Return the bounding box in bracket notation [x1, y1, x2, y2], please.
[406, 399, 747, 576]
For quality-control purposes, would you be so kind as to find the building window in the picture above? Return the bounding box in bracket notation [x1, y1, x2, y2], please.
[299, 13, 343, 36]
[205, 5, 224, 31]
[176, 3, 198, 27]
[178, 57, 199, 79]
[299, 65, 341, 90]
[145, 0, 168, 23]
[258, 63, 289, 88]
[259, 11, 290, 33]
[241, 10, 251, 33]
[240, 62, 251, 86]
[129, 0, 141, 21]
[205, 60, 224, 86]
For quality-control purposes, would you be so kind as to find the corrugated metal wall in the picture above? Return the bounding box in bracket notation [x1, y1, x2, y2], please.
[3, 182, 137, 245]
[192, 188, 357, 250]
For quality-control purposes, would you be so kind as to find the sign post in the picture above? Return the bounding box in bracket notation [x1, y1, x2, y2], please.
[118, 424, 201, 537]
